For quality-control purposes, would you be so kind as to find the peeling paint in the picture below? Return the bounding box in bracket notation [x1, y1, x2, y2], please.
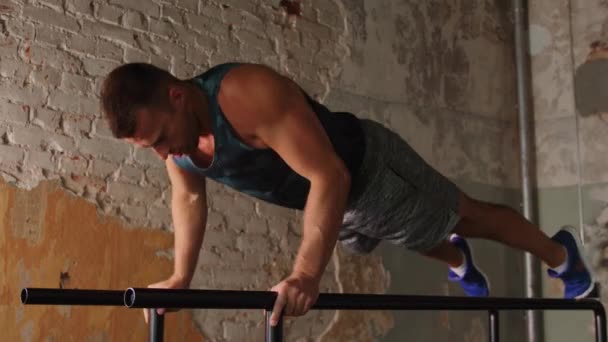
[0, 179, 204, 340]
[279, 0, 301, 17]
[0, 4, 13, 13]
[10, 185, 47, 244]
[317, 248, 393, 341]
[59, 271, 70, 288]
[529, 24, 553, 55]
[20, 320, 34, 342]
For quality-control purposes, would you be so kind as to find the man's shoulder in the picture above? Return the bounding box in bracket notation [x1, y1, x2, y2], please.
[193, 62, 244, 79]
[189, 63, 246, 97]
[215, 63, 265, 98]
[218, 63, 286, 93]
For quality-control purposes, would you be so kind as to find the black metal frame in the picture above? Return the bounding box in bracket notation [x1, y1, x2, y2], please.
[22, 287, 606, 342]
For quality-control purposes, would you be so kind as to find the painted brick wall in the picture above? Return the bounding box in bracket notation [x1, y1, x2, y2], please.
[1, 0, 520, 341]
[0, 0, 390, 340]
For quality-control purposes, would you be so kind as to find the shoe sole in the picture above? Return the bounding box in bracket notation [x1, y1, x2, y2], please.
[450, 234, 492, 297]
[560, 225, 596, 299]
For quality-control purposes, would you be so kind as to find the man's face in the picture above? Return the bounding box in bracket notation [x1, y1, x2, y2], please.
[125, 86, 201, 160]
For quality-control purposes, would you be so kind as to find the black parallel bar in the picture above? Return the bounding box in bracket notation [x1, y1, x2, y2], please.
[596, 309, 607, 342]
[21, 288, 125, 306]
[125, 288, 278, 309]
[315, 294, 605, 312]
[125, 288, 605, 312]
[149, 309, 164, 342]
[489, 310, 499, 342]
[21, 288, 606, 342]
[265, 310, 283, 342]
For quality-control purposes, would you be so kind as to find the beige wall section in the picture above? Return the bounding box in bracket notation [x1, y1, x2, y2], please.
[529, 0, 608, 274]
[530, 0, 608, 187]
[571, 0, 608, 186]
[317, 248, 392, 341]
[569, 3, 608, 310]
[0, 180, 203, 341]
[530, 0, 608, 341]
[337, 1, 519, 189]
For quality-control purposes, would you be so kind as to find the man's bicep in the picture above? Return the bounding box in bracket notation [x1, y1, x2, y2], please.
[222, 64, 347, 179]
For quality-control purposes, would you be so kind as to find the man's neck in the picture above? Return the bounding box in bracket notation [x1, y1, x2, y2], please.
[186, 80, 212, 136]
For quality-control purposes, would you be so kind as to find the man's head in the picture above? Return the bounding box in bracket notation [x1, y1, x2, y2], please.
[100, 63, 203, 160]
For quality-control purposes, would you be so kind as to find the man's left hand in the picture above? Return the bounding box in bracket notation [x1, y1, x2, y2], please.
[269, 273, 320, 326]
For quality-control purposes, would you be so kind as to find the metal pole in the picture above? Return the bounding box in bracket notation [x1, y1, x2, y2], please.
[265, 310, 283, 342]
[20, 288, 125, 306]
[124, 288, 277, 310]
[489, 310, 499, 342]
[124, 288, 604, 311]
[595, 308, 607, 342]
[23, 288, 605, 340]
[149, 309, 164, 342]
[513, 0, 543, 341]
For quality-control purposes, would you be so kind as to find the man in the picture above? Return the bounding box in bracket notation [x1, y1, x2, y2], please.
[101, 62, 594, 326]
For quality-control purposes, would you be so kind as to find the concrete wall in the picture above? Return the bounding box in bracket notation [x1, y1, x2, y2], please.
[1, 0, 526, 341]
[530, 0, 608, 341]
[333, 2, 525, 340]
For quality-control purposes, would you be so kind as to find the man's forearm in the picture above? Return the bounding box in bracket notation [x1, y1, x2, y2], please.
[171, 193, 207, 284]
[292, 171, 351, 281]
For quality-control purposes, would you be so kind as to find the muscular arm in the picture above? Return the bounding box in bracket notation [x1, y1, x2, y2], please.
[219, 64, 351, 283]
[166, 157, 208, 285]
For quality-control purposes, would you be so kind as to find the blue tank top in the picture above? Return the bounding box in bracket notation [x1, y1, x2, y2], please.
[173, 63, 365, 209]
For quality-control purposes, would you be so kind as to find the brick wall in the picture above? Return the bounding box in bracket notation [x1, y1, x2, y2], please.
[1, 0, 521, 340]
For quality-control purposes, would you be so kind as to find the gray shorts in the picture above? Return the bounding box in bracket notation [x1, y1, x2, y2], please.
[339, 119, 461, 253]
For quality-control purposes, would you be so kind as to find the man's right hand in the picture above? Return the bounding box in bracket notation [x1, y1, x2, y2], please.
[143, 274, 190, 324]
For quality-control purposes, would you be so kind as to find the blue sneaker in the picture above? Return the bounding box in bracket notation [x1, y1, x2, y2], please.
[547, 226, 595, 299]
[448, 234, 490, 297]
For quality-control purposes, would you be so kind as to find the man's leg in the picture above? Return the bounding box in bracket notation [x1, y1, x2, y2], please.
[450, 192, 595, 299]
[454, 193, 566, 268]
[421, 239, 463, 267]
[421, 234, 490, 297]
